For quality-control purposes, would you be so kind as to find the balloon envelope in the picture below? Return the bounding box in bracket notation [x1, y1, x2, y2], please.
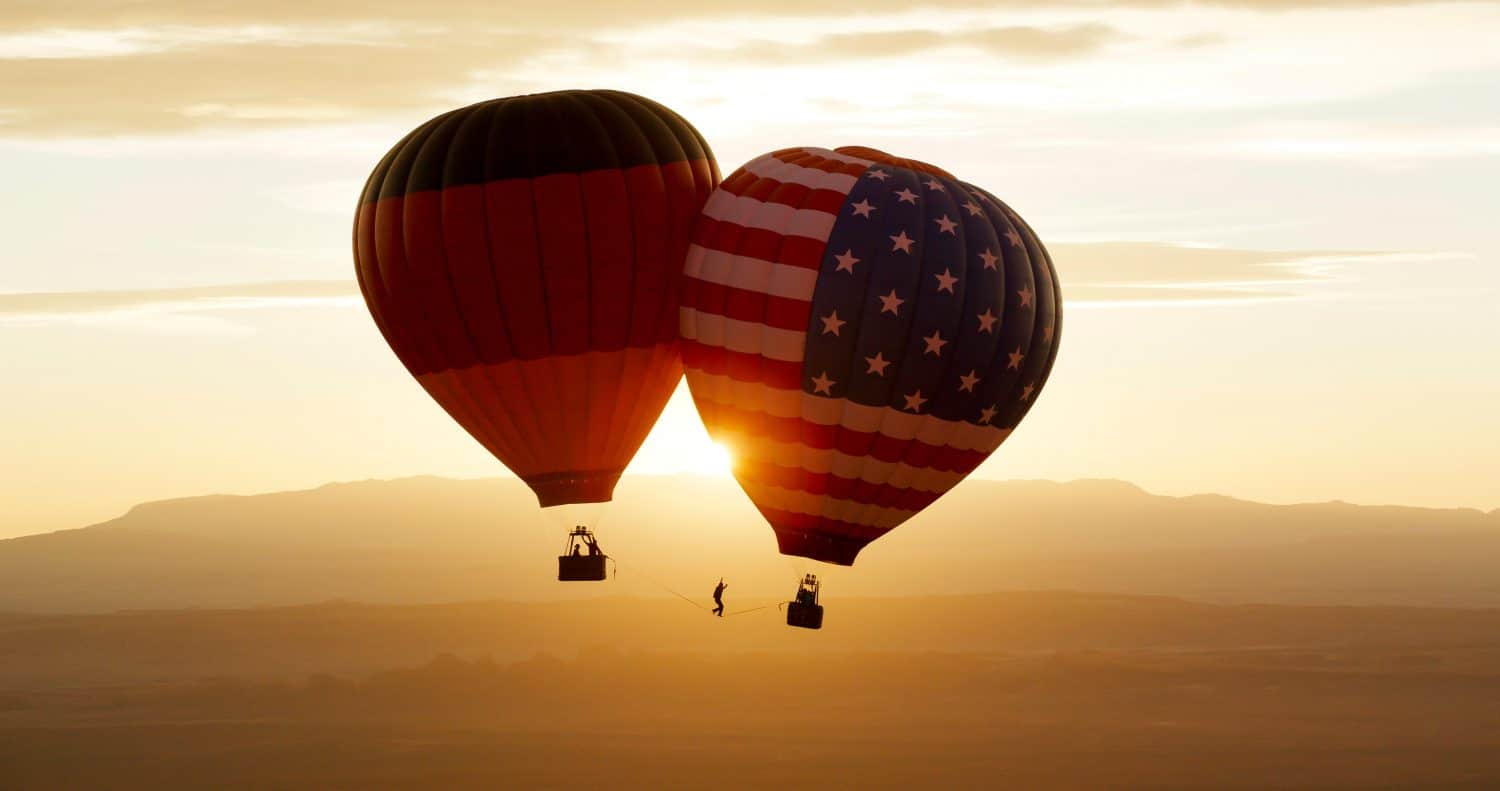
[680, 147, 1060, 565]
[355, 90, 719, 507]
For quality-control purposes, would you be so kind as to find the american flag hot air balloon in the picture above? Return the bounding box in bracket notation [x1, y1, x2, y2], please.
[680, 146, 1060, 565]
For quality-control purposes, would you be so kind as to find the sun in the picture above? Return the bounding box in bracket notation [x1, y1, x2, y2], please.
[703, 441, 734, 475]
[624, 383, 735, 477]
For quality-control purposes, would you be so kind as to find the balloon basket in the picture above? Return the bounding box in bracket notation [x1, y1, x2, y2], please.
[557, 526, 608, 581]
[786, 601, 824, 630]
[557, 554, 608, 582]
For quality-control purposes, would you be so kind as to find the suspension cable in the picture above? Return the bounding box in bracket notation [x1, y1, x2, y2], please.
[606, 554, 779, 620]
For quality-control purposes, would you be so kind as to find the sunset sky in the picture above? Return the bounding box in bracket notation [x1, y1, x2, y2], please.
[2, 0, 1497, 538]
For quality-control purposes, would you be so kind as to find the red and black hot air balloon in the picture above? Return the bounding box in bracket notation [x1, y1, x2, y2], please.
[355, 90, 719, 512]
[680, 146, 1060, 580]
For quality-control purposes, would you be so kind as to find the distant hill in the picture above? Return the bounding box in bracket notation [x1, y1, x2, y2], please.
[1, 476, 1497, 613]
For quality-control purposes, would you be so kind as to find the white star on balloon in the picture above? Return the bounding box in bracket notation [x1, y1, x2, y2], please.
[834, 250, 860, 273]
[976, 308, 998, 334]
[922, 329, 948, 356]
[934, 269, 958, 294]
[820, 310, 846, 336]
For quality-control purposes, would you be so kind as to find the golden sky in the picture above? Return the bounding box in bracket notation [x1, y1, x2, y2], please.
[2, 0, 1498, 537]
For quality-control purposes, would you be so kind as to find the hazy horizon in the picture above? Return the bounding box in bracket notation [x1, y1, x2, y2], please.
[8, 469, 1500, 543]
[7, 474, 1498, 616]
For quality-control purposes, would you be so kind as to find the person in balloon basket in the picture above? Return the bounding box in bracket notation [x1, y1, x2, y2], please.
[583, 533, 603, 557]
[712, 578, 728, 617]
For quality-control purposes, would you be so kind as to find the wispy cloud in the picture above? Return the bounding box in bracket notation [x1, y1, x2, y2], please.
[0, 280, 358, 332]
[3, 2, 1495, 137]
[0, 21, 1126, 136]
[723, 24, 1125, 64]
[0, 0, 1475, 36]
[1051, 242, 1414, 304]
[0, 244, 1427, 326]
[0, 29, 557, 135]
[1193, 122, 1500, 161]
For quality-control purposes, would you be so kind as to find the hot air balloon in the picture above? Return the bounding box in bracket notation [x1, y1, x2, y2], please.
[354, 90, 719, 578]
[680, 146, 1060, 612]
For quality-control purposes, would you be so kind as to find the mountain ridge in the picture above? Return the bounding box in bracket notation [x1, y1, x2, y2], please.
[3, 475, 1497, 613]
[38, 474, 1500, 543]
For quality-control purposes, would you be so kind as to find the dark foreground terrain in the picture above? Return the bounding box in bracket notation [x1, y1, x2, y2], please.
[4, 594, 1500, 789]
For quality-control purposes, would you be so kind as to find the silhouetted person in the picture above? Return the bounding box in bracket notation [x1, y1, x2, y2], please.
[712, 578, 728, 616]
[584, 535, 602, 557]
[571, 544, 581, 557]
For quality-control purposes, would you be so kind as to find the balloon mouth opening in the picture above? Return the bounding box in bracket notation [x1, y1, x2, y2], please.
[835, 146, 955, 181]
[526, 469, 623, 508]
[772, 527, 870, 567]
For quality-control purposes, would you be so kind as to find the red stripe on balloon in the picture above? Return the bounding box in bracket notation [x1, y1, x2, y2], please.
[769, 148, 871, 177]
[691, 219, 829, 271]
[689, 391, 989, 473]
[680, 340, 805, 389]
[716, 172, 851, 215]
[733, 459, 944, 513]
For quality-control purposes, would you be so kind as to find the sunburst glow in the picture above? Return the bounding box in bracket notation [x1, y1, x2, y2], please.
[624, 384, 734, 477]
